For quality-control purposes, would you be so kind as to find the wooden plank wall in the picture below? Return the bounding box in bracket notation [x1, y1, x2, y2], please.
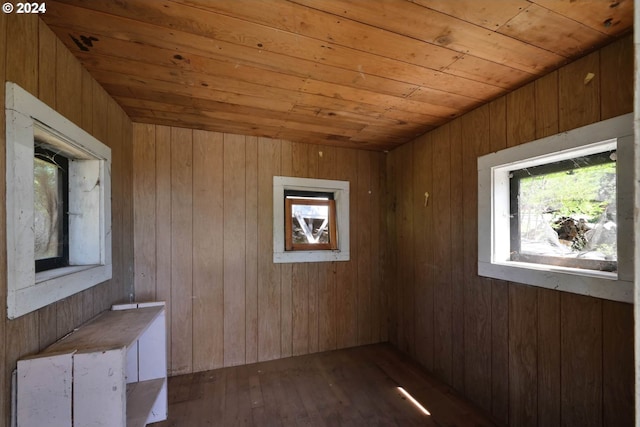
[387, 34, 634, 427]
[0, 16, 133, 426]
[132, 128, 388, 375]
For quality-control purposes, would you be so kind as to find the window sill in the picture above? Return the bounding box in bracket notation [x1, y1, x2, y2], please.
[478, 260, 631, 302]
[9, 264, 112, 319]
[35, 264, 103, 283]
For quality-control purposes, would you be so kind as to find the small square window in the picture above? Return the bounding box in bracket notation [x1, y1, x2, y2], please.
[273, 176, 349, 263]
[285, 191, 337, 251]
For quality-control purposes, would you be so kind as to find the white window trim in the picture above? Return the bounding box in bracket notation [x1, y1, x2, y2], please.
[273, 176, 349, 263]
[6, 82, 112, 319]
[478, 113, 633, 303]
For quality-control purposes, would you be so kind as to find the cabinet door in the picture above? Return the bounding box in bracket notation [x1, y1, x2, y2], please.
[17, 353, 73, 427]
[74, 348, 127, 426]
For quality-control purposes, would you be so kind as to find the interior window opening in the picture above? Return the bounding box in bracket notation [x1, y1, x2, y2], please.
[509, 149, 617, 273]
[34, 144, 69, 272]
[284, 190, 337, 251]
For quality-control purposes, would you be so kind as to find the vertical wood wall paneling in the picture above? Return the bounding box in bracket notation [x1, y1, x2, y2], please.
[133, 124, 157, 301]
[111, 101, 130, 303]
[602, 301, 633, 427]
[561, 294, 602, 427]
[508, 284, 538, 427]
[121, 105, 135, 302]
[534, 70, 561, 427]
[170, 127, 194, 375]
[4, 17, 41, 418]
[599, 36, 633, 120]
[558, 51, 601, 132]
[291, 143, 310, 356]
[384, 147, 398, 347]
[223, 134, 247, 366]
[396, 142, 414, 355]
[280, 140, 293, 359]
[448, 118, 465, 394]
[431, 124, 453, 384]
[370, 151, 384, 343]
[318, 145, 338, 351]
[356, 149, 373, 345]
[386, 34, 634, 427]
[257, 137, 282, 361]
[335, 148, 358, 349]
[155, 125, 173, 371]
[488, 96, 509, 427]
[536, 289, 561, 427]
[461, 105, 492, 414]
[193, 130, 224, 371]
[245, 136, 259, 364]
[412, 133, 434, 371]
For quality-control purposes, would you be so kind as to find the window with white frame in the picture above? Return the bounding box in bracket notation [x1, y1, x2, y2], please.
[273, 176, 349, 263]
[6, 82, 112, 319]
[477, 113, 633, 303]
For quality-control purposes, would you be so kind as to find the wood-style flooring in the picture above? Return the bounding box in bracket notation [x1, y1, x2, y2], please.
[152, 343, 497, 427]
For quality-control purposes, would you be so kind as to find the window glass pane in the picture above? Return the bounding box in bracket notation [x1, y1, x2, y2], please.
[511, 152, 617, 272]
[34, 156, 64, 260]
[291, 203, 330, 244]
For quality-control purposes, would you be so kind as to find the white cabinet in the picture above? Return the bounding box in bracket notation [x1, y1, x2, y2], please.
[17, 302, 168, 427]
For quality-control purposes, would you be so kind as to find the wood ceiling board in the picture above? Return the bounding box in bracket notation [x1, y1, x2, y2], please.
[51, 0, 456, 83]
[116, 97, 365, 139]
[290, 0, 566, 74]
[179, 0, 461, 70]
[531, 0, 633, 36]
[443, 54, 536, 89]
[406, 87, 486, 111]
[498, 3, 613, 57]
[300, 79, 461, 119]
[51, 26, 423, 101]
[92, 70, 296, 113]
[46, 1, 508, 99]
[291, 105, 414, 129]
[42, 0, 632, 150]
[74, 51, 309, 103]
[409, 0, 530, 30]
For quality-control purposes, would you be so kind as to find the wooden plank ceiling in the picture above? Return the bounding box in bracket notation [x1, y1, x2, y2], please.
[42, 0, 632, 151]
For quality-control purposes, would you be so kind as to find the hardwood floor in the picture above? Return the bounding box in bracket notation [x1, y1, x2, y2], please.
[152, 343, 497, 427]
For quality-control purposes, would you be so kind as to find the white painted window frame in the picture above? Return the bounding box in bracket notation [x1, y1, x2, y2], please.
[478, 113, 633, 303]
[273, 176, 349, 263]
[5, 82, 112, 319]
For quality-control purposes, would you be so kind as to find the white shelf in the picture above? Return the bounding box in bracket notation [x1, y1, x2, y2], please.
[16, 302, 168, 427]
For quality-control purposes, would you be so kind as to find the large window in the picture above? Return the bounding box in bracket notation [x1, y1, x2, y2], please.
[6, 82, 112, 319]
[510, 149, 617, 273]
[477, 113, 633, 303]
[273, 176, 349, 263]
